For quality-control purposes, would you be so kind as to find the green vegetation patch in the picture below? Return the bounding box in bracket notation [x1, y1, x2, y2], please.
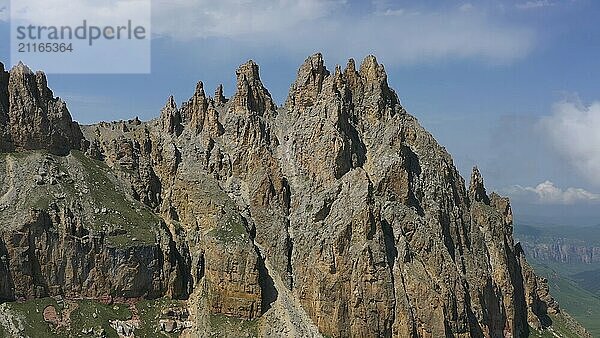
[135, 297, 185, 337]
[208, 313, 258, 338]
[529, 257, 600, 336]
[529, 313, 587, 338]
[208, 212, 248, 244]
[3, 298, 61, 337]
[572, 268, 600, 295]
[69, 299, 132, 337]
[71, 150, 159, 246]
[0, 297, 202, 338]
[185, 173, 250, 245]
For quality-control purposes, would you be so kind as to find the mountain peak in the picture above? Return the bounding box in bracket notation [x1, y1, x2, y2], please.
[231, 60, 275, 115]
[469, 166, 490, 204]
[345, 58, 357, 74]
[236, 60, 261, 84]
[160, 95, 182, 135]
[358, 55, 384, 79]
[0, 57, 573, 338]
[194, 81, 205, 97]
[214, 84, 227, 106]
[1, 63, 83, 154]
[166, 95, 177, 109]
[11, 61, 33, 75]
[286, 53, 330, 108]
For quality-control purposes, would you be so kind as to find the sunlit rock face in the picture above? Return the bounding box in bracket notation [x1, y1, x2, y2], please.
[0, 56, 563, 337]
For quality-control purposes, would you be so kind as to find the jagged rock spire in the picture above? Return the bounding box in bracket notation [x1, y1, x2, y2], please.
[358, 55, 388, 88]
[0, 61, 10, 150]
[285, 53, 400, 122]
[214, 84, 227, 106]
[469, 166, 490, 204]
[286, 53, 330, 108]
[165, 95, 177, 109]
[192, 81, 207, 107]
[178, 80, 224, 136]
[353, 55, 399, 119]
[2, 63, 83, 154]
[204, 99, 224, 137]
[230, 60, 276, 116]
[160, 95, 182, 136]
[188, 81, 209, 132]
[0, 61, 9, 115]
[343, 58, 361, 92]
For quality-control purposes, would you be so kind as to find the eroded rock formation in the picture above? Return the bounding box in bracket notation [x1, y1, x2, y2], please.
[0, 63, 83, 155]
[0, 57, 572, 337]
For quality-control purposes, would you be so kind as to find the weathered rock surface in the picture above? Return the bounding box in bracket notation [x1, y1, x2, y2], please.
[0, 151, 189, 302]
[0, 63, 83, 155]
[0, 62, 10, 151]
[0, 56, 577, 337]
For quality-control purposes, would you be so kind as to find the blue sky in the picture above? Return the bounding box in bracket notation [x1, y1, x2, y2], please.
[1, 0, 599, 225]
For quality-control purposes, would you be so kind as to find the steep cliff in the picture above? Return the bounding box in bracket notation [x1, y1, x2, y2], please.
[0, 57, 584, 337]
[0, 63, 83, 155]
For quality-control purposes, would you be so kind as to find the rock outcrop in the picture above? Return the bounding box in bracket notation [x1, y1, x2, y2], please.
[160, 96, 183, 136]
[214, 84, 227, 106]
[0, 56, 571, 337]
[0, 62, 10, 150]
[0, 63, 83, 155]
[230, 60, 276, 116]
[0, 151, 190, 302]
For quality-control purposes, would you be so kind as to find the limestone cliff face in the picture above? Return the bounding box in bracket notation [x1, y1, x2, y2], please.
[0, 63, 83, 155]
[0, 57, 565, 337]
[0, 150, 190, 303]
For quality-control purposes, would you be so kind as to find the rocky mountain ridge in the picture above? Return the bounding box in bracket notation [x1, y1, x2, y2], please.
[524, 241, 600, 265]
[0, 56, 589, 337]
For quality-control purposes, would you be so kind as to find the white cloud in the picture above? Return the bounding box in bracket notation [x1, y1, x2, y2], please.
[149, 0, 534, 65]
[505, 181, 600, 205]
[516, 1, 554, 9]
[152, 0, 342, 39]
[4, 0, 535, 65]
[539, 100, 600, 186]
[10, 0, 150, 26]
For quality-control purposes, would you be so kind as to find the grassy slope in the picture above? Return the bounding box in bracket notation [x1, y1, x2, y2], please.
[530, 313, 588, 338]
[0, 298, 193, 338]
[208, 313, 258, 338]
[572, 268, 600, 295]
[515, 223, 600, 336]
[135, 298, 184, 337]
[0, 150, 161, 247]
[1, 298, 132, 338]
[70, 150, 160, 246]
[528, 257, 600, 337]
